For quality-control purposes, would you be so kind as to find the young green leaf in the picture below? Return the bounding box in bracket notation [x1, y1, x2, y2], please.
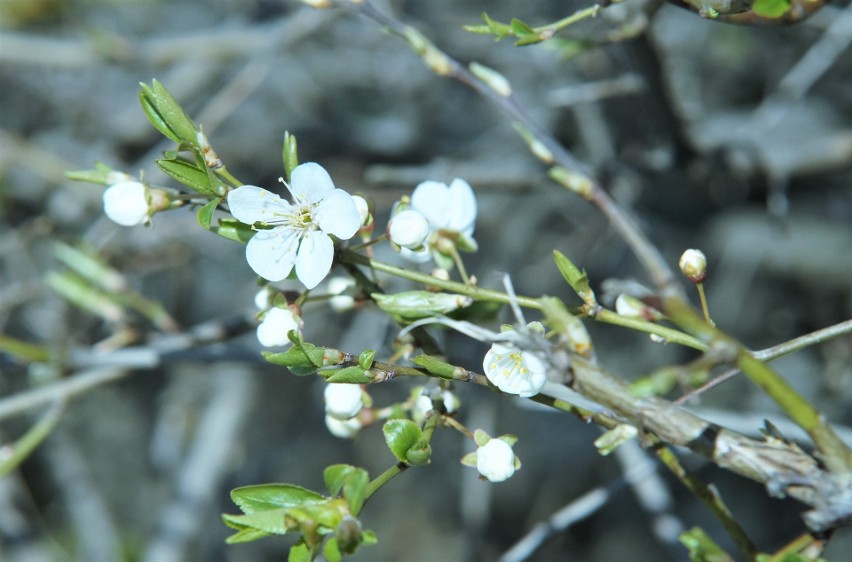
[156, 158, 216, 195]
[222, 509, 291, 535]
[283, 131, 299, 180]
[288, 540, 313, 562]
[197, 197, 221, 230]
[323, 367, 372, 384]
[553, 250, 595, 305]
[382, 419, 422, 463]
[323, 464, 369, 515]
[222, 524, 273, 544]
[358, 349, 375, 370]
[210, 218, 255, 244]
[412, 354, 460, 380]
[231, 483, 325, 514]
[138, 80, 198, 144]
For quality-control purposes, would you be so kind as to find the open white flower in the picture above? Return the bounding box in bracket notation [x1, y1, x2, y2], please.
[227, 163, 361, 289]
[103, 181, 150, 226]
[476, 438, 516, 482]
[324, 383, 364, 420]
[256, 307, 302, 348]
[483, 327, 548, 397]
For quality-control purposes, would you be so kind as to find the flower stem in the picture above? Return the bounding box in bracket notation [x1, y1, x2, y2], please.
[215, 165, 243, 188]
[363, 462, 408, 503]
[696, 282, 713, 325]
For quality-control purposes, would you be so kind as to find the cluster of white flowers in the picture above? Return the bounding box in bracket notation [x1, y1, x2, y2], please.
[324, 383, 365, 439]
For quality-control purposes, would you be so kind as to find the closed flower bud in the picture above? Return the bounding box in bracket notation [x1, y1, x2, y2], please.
[388, 209, 430, 249]
[256, 307, 302, 347]
[324, 383, 364, 420]
[103, 181, 150, 226]
[679, 249, 707, 283]
[325, 414, 362, 439]
[476, 438, 517, 482]
[351, 195, 370, 226]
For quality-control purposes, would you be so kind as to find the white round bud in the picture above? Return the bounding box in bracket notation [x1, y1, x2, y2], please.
[324, 383, 364, 420]
[325, 414, 362, 439]
[103, 181, 149, 226]
[388, 209, 430, 250]
[351, 195, 370, 226]
[256, 307, 301, 347]
[679, 249, 708, 283]
[476, 439, 516, 482]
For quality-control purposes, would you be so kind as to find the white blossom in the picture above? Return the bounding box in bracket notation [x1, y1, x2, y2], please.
[325, 414, 362, 439]
[476, 439, 516, 482]
[256, 307, 302, 347]
[483, 325, 548, 397]
[679, 248, 708, 283]
[227, 163, 361, 289]
[103, 181, 149, 226]
[398, 178, 477, 263]
[324, 383, 364, 420]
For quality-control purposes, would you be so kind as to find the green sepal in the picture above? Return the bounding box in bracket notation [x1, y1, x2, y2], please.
[197, 197, 221, 230]
[382, 419, 422, 463]
[156, 157, 216, 195]
[464, 12, 512, 40]
[139, 80, 198, 144]
[324, 538, 343, 562]
[283, 131, 299, 180]
[323, 464, 369, 515]
[358, 349, 375, 370]
[210, 218, 255, 244]
[231, 483, 325, 514]
[323, 366, 372, 384]
[412, 354, 459, 380]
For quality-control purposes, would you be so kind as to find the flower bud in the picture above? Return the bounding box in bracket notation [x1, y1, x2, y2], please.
[325, 414, 362, 439]
[327, 276, 357, 313]
[388, 209, 430, 250]
[324, 383, 364, 420]
[256, 307, 302, 347]
[679, 249, 708, 283]
[351, 195, 370, 226]
[103, 181, 150, 226]
[476, 438, 516, 482]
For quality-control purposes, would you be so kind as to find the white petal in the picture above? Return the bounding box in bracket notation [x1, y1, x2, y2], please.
[315, 189, 361, 240]
[410, 181, 451, 229]
[228, 185, 292, 225]
[324, 383, 364, 419]
[476, 439, 516, 482]
[103, 181, 149, 226]
[447, 178, 477, 235]
[245, 227, 299, 281]
[295, 230, 334, 289]
[399, 246, 433, 264]
[290, 162, 335, 204]
[325, 414, 362, 439]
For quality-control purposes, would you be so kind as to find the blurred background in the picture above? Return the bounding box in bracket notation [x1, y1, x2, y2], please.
[1, 0, 851, 560]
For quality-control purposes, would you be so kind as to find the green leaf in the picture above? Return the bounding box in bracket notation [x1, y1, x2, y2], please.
[481, 12, 511, 40]
[223, 525, 273, 544]
[288, 540, 312, 562]
[751, 0, 791, 17]
[509, 17, 535, 35]
[222, 509, 290, 535]
[361, 529, 378, 546]
[65, 162, 115, 185]
[372, 291, 472, 321]
[156, 158, 216, 195]
[553, 250, 595, 305]
[283, 131, 299, 179]
[139, 80, 198, 144]
[412, 354, 460, 380]
[323, 464, 369, 515]
[231, 483, 325, 514]
[197, 197, 221, 230]
[382, 419, 422, 463]
[324, 538, 343, 562]
[323, 366, 372, 384]
[358, 349, 375, 370]
[210, 218, 255, 244]
[679, 527, 734, 562]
